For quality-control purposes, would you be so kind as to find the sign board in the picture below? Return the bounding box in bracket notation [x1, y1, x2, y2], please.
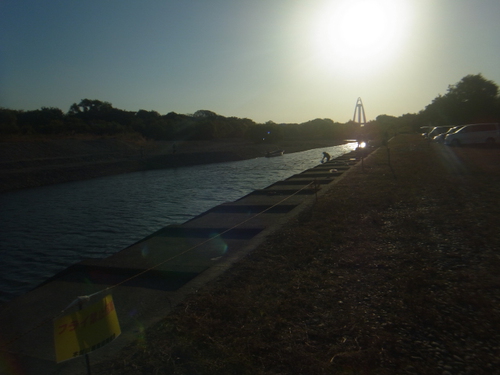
[54, 294, 121, 363]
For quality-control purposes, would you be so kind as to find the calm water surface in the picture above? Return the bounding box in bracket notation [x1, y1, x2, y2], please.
[0, 143, 357, 303]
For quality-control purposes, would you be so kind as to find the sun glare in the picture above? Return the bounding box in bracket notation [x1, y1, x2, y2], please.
[312, 0, 411, 75]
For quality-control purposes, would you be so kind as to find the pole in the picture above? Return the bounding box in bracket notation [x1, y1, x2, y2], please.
[78, 299, 92, 375]
[387, 146, 396, 179]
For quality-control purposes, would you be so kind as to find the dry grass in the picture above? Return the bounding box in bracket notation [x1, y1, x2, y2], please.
[95, 135, 500, 374]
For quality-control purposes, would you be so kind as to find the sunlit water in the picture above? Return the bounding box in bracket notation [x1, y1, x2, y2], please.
[0, 143, 357, 303]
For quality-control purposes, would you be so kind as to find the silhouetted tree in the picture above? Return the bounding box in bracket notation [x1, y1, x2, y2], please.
[448, 74, 498, 123]
[0, 108, 19, 135]
[375, 115, 398, 135]
[69, 99, 113, 115]
[421, 74, 499, 125]
[16, 107, 65, 134]
[193, 109, 218, 118]
[136, 109, 161, 122]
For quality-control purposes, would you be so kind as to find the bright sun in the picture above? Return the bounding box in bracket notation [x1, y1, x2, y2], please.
[312, 0, 411, 75]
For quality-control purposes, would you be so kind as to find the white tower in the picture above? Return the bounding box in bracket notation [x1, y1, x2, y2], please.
[352, 97, 367, 126]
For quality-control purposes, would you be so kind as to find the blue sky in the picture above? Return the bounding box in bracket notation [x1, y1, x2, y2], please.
[1, 0, 500, 124]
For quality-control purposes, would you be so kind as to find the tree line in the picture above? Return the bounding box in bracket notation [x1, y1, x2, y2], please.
[373, 73, 500, 138]
[0, 99, 358, 143]
[1, 74, 499, 142]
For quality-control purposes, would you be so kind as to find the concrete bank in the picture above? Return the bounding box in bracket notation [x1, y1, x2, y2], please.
[0, 148, 372, 375]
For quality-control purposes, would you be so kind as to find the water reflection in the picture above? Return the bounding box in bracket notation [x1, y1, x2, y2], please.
[0, 143, 356, 302]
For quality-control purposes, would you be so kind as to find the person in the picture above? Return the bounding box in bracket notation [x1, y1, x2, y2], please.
[322, 151, 331, 163]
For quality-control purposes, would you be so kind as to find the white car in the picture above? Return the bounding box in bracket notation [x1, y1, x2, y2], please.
[433, 126, 464, 144]
[426, 126, 451, 140]
[444, 123, 500, 146]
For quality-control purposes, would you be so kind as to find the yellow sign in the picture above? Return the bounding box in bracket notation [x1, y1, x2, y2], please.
[53, 295, 121, 363]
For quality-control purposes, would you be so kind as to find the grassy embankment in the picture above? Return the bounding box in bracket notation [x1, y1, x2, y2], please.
[93, 134, 499, 374]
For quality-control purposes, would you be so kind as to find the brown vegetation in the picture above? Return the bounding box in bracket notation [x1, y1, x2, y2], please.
[94, 134, 500, 374]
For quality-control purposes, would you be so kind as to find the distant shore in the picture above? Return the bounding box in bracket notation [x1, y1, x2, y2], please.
[0, 137, 347, 193]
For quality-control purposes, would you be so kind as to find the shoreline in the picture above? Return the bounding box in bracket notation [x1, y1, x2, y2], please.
[0, 138, 347, 193]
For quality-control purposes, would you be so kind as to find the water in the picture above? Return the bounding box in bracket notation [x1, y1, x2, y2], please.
[0, 143, 357, 303]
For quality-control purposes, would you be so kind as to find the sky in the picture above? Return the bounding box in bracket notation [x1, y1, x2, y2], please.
[1, 0, 500, 124]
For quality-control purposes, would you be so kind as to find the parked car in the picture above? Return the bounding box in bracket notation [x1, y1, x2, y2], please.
[426, 126, 453, 140]
[444, 123, 500, 146]
[433, 126, 464, 144]
[420, 126, 433, 138]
